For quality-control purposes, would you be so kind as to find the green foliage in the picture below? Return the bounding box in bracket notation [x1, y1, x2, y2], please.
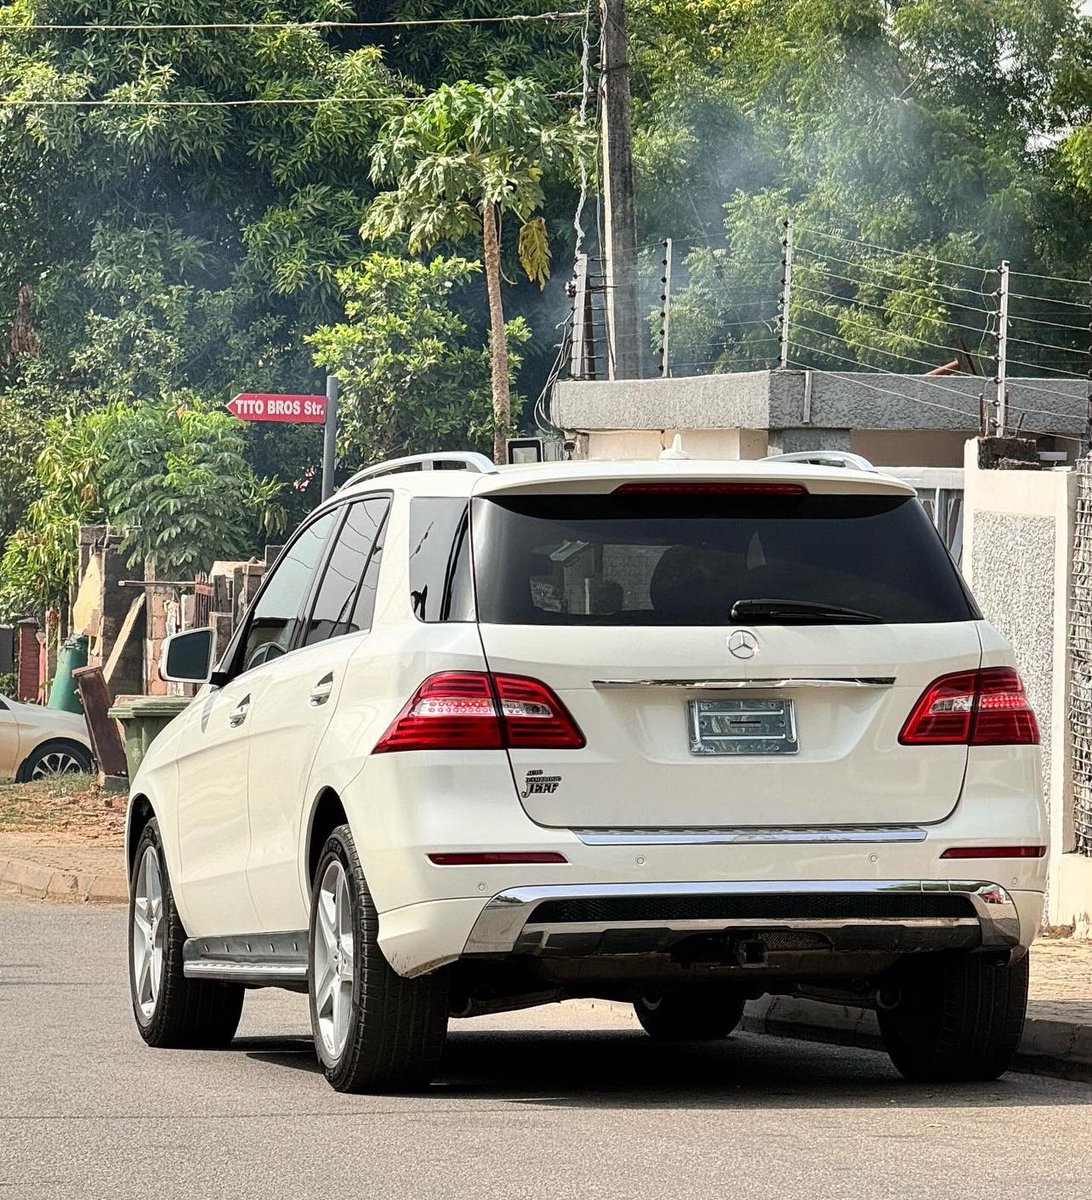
[639, 0, 1092, 372]
[309, 253, 529, 465]
[0, 398, 283, 619]
[362, 74, 586, 269]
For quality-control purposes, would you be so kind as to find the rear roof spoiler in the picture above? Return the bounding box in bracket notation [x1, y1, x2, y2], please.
[762, 450, 877, 473]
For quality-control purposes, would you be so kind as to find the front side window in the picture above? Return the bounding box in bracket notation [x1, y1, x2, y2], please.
[302, 497, 390, 646]
[240, 508, 338, 671]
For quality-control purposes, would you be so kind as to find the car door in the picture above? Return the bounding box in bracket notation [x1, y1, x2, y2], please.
[245, 495, 391, 932]
[173, 507, 340, 935]
[0, 698, 19, 779]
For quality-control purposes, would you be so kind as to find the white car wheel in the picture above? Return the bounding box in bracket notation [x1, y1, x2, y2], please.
[311, 858, 355, 1060]
[131, 844, 167, 1023]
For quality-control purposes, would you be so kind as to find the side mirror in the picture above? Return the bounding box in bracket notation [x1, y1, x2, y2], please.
[160, 628, 217, 684]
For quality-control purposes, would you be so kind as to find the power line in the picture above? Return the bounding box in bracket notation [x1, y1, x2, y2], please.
[8, 12, 584, 33]
[2, 89, 584, 109]
[2, 95, 420, 107]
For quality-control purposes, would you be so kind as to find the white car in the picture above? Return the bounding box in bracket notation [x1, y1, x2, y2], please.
[0, 695, 93, 781]
[127, 450, 1047, 1092]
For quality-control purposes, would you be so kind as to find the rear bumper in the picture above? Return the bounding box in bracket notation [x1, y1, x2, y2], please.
[461, 878, 1026, 959]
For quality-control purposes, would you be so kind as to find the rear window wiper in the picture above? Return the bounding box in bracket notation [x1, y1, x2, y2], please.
[730, 598, 883, 624]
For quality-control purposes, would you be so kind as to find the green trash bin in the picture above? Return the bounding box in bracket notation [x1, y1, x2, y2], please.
[108, 696, 191, 779]
[48, 634, 88, 714]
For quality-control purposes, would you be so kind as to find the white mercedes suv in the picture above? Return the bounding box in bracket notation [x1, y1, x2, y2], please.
[127, 450, 1047, 1092]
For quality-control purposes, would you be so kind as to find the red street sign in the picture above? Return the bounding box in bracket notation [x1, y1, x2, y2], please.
[227, 393, 326, 424]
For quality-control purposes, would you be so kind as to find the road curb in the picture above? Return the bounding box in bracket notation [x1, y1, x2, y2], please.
[0, 855, 127, 904]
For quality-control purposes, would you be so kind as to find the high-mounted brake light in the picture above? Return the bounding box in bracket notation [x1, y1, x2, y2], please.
[613, 481, 807, 496]
[373, 671, 586, 753]
[899, 667, 1039, 747]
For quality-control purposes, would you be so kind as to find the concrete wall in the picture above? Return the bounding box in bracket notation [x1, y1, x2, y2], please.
[553, 370, 1086, 441]
[585, 428, 769, 460]
[961, 440, 1089, 930]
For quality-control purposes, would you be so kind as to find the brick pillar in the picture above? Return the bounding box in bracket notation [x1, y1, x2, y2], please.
[15, 620, 40, 702]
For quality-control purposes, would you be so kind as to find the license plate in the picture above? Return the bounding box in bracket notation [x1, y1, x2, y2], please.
[688, 698, 799, 756]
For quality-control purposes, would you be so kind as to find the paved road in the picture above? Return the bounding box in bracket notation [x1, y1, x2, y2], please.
[2, 896, 1091, 1200]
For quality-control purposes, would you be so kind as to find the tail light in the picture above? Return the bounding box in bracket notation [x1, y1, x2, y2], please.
[374, 671, 586, 753]
[899, 667, 1039, 746]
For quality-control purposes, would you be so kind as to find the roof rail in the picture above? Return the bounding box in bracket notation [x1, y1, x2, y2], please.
[341, 451, 498, 489]
[762, 450, 877, 473]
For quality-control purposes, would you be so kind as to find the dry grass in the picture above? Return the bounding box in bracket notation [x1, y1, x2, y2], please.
[0, 775, 127, 842]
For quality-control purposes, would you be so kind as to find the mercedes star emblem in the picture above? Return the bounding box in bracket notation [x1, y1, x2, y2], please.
[727, 629, 759, 660]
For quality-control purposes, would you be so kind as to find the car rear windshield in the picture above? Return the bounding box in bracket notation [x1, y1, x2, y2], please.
[471, 491, 977, 626]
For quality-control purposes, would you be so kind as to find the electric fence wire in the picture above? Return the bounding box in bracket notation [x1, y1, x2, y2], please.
[796, 226, 998, 275]
[786, 353, 1083, 442]
[794, 246, 995, 301]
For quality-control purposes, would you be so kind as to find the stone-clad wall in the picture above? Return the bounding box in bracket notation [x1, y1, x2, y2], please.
[971, 512, 1057, 814]
[962, 439, 1092, 931]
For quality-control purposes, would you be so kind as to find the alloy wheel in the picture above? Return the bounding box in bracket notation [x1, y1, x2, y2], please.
[313, 859, 355, 1059]
[131, 846, 166, 1021]
[31, 750, 83, 779]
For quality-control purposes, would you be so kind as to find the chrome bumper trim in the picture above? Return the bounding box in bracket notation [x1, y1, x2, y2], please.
[592, 677, 896, 690]
[572, 826, 928, 847]
[462, 879, 1020, 957]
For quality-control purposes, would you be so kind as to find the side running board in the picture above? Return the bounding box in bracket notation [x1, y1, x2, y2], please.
[182, 931, 309, 991]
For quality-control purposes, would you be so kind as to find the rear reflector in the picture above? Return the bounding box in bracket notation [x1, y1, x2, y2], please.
[940, 846, 1046, 859]
[613, 481, 807, 496]
[374, 671, 586, 753]
[899, 667, 1039, 746]
[428, 852, 568, 866]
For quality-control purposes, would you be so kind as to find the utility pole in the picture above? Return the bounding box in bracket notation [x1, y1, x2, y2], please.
[600, 0, 641, 379]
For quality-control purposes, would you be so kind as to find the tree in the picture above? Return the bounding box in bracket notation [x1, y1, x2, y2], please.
[631, 0, 1092, 375]
[0, 398, 283, 620]
[309, 253, 529, 467]
[362, 75, 584, 463]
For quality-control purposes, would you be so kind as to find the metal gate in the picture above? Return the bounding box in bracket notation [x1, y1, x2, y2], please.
[1070, 457, 1092, 854]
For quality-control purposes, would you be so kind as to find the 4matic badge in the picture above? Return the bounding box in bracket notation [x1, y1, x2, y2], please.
[521, 768, 563, 798]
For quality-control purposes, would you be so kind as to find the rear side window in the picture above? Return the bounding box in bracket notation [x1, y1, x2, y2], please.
[302, 497, 390, 645]
[408, 498, 473, 621]
[471, 492, 977, 626]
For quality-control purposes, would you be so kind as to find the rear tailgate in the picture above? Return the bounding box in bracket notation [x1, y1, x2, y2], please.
[470, 463, 981, 830]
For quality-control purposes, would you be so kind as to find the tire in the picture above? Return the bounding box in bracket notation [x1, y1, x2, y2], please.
[878, 952, 1029, 1082]
[308, 825, 449, 1093]
[18, 738, 93, 782]
[634, 985, 747, 1041]
[128, 819, 245, 1049]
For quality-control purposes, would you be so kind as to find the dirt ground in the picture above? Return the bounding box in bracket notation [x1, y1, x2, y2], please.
[0, 775, 127, 843]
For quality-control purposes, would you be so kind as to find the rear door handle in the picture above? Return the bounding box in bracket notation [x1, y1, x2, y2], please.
[309, 673, 335, 707]
[228, 695, 251, 728]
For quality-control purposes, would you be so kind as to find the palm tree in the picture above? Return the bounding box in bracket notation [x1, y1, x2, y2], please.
[362, 75, 583, 464]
